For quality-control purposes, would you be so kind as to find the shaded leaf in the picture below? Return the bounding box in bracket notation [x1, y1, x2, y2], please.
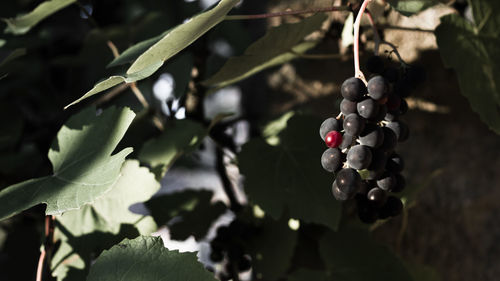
[248, 216, 298, 280]
[319, 227, 413, 281]
[435, 6, 500, 134]
[387, 0, 439, 16]
[203, 14, 327, 88]
[0, 107, 135, 220]
[146, 189, 226, 241]
[0, 48, 26, 68]
[238, 114, 342, 229]
[405, 262, 441, 281]
[86, 236, 218, 281]
[2, 0, 76, 35]
[51, 160, 160, 280]
[139, 119, 206, 177]
[126, 0, 238, 75]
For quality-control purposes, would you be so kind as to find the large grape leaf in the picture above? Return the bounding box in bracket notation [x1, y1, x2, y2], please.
[145, 189, 226, 241]
[203, 14, 327, 89]
[435, 1, 500, 134]
[0, 107, 135, 221]
[86, 236, 218, 281]
[319, 227, 413, 281]
[238, 114, 341, 230]
[51, 160, 161, 280]
[65, 0, 239, 109]
[2, 0, 76, 35]
[248, 216, 298, 280]
[139, 119, 206, 177]
[387, 0, 439, 16]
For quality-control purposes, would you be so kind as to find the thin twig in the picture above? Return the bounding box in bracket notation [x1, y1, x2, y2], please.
[353, 0, 372, 83]
[36, 250, 46, 281]
[215, 147, 242, 212]
[130, 83, 149, 108]
[224, 6, 350, 20]
[36, 216, 55, 281]
[380, 41, 408, 66]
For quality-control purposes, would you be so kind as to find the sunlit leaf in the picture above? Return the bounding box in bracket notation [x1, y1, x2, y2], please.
[387, 0, 439, 16]
[86, 236, 218, 281]
[0, 107, 135, 220]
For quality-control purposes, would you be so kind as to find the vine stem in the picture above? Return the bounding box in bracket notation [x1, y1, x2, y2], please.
[380, 41, 408, 66]
[353, 0, 372, 83]
[224, 6, 350, 20]
[36, 216, 55, 281]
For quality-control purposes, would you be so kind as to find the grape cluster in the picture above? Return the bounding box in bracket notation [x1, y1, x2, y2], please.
[320, 58, 422, 223]
[209, 220, 259, 280]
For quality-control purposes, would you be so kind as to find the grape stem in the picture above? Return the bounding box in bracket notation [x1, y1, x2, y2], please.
[353, 0, 372, 83]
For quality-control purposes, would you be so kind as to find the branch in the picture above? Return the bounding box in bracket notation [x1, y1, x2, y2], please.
[380, 41, 408, 66]
[215, 146, 242, 212]
[224, 6, 350, 20]
[353, 0, 372, 83]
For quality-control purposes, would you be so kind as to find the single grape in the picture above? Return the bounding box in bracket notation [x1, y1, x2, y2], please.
[356, 194, 378, 223]
[380, 127, 397, 152]
[340, 99, 357, 115]
[325, 131, 342, 148]
[368, 148, 388, 171]
[357, 180, 372, 195]
[341, 77, 366, 101]
[343, 113, 366, 136]
[339, 133, 354, 150]
[379, 196, 403, 218]
[376, 171, 396, 190]
[336, 168, 362, 196]
[366, 56, 384, 74]
[386, 153, 404, 173]
[359, 124, 384, 148]
[238, 256, 252, 272]
[386, 94, 401, 111]
[386, 120, 409, 142]
[367, 187, 387, 207]
[372, 104, 387, 122]
[332, 181, 350, 201]
[357, 97, 380, 119]
[367, 75, 388, 100]
[347, 145, 373, 170]
[320, 118, 342, 140]
[321, 148, 342, 172]
[391, 174, 406, 193]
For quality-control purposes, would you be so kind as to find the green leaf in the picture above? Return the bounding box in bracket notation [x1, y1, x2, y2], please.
[435, 8, 500, 134]
[146, 189, 226, 241]
[387, 0, 439, 16]
[2, 0, 76, 35]
[248, 216, 298, 280]
[126, 0, 239, 75]
[107, 29, 171, 68]
[139, 119, 206, 177]
[0, 107, 135, 220]
[319, 227, 413, 281]
[51, 160, 161, 280]
[86, 236, 218, 281]
[203, 14, 327, 89]
[64, 61, 163, 109]
[0, 48, 26, 68]
[238, 114, 342, 229]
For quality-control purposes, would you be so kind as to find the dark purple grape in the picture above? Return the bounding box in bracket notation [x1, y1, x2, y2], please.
[367, 75, 388, 101]
[339, 133, 354, 150]
[368, 148, 387, 171]
[386, 153, 404, 173]
[357, 97, 379, 119]
[357, 180, 372, 195]
[320, 117, 342, 140]
[359, 124, 384, 148]
[238, 256, 252, 271]
[380, 127, 397, 152]
[343, 113, 365, 136]
[356, 195, 378, 223]
[376, 171, 396, 190]
[347, 145, 372, 170]
[372, 104, 387, 122]
[367, 187, 387, 207]
[340, 99, 357, 115]
[386, 121, 409, 142]
[379, 196, 403, 218]
[336, 168, 361, 196]
[366, 56, 384, 74]
[391, 174, 406, 193]
[321, 148, 342, 173]
[332, 181, 350, 201]
[341, 77, 366, 101]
